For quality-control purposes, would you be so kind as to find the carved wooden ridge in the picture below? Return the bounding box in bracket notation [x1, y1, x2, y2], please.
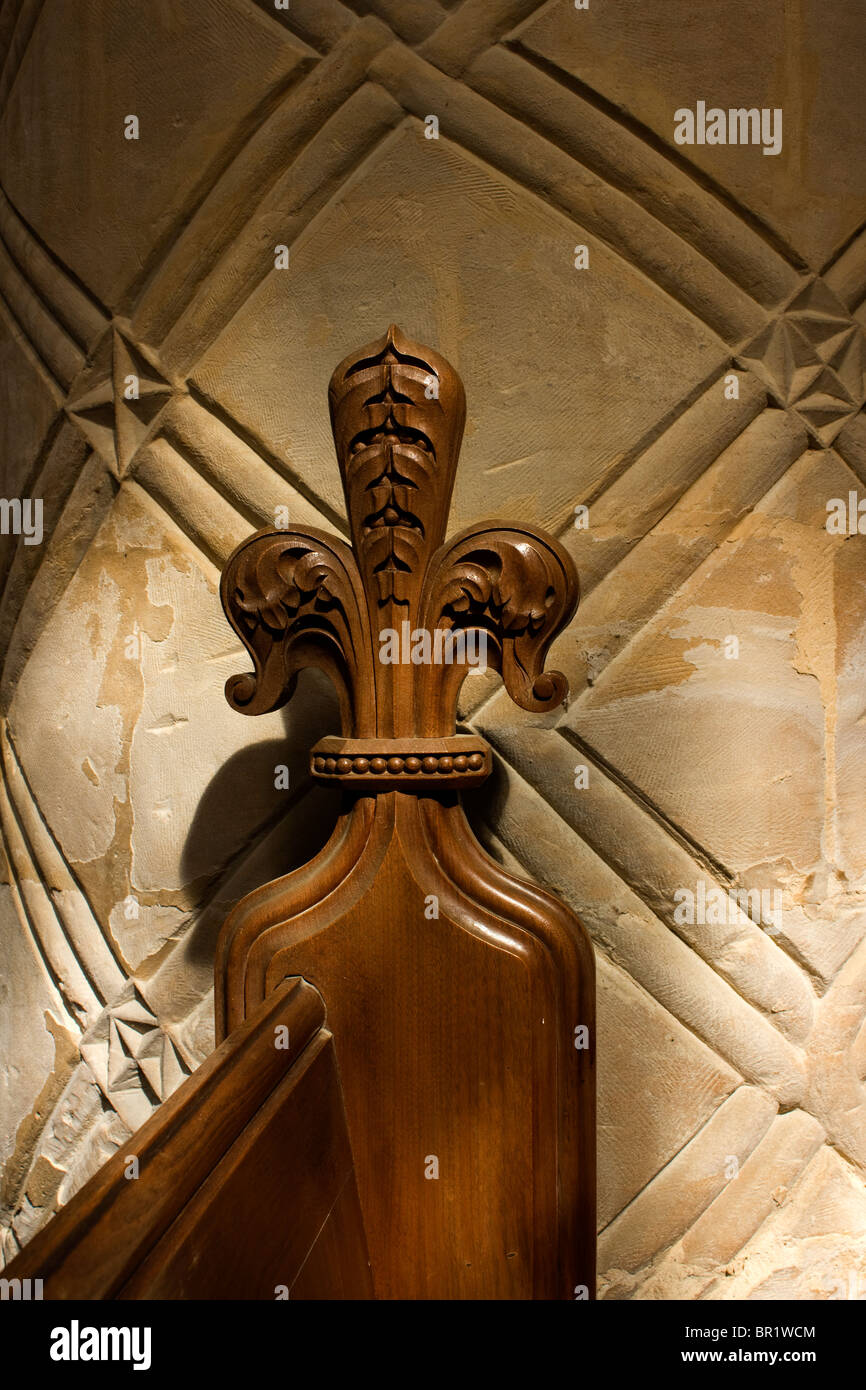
[216, 326, 596, 1301]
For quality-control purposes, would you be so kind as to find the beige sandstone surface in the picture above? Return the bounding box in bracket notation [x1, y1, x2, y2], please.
[1, 0, 865, 1299]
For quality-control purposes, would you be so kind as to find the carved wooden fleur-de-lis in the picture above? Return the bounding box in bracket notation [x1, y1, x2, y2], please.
[221, 323, 578, 747]
[216, 326, 595, 1302]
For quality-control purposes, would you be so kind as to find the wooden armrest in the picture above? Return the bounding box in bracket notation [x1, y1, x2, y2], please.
[5, 977, 372, 1300]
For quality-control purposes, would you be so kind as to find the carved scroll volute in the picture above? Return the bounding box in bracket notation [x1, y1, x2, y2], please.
[219, 527, 376, 737]
[417, 524, 579, 736]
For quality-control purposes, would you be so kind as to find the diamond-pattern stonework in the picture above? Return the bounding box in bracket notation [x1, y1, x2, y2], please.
[66, 325, 177, 477]
[78, 983, 190, 1131]
[1, 0, 865, 1298]
[738, 279, 866, 444]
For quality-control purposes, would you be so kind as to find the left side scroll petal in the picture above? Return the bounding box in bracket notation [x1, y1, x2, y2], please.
[220, 528, 373, 731]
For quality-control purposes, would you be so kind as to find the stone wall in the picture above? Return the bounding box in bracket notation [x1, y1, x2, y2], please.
[1, 0, 865, 1298]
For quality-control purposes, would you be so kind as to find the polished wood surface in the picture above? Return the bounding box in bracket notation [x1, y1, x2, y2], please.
[218, 326, 596, 1299]
[5, 978, 372, 1300]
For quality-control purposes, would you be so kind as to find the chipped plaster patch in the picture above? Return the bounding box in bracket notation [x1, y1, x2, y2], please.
[9, 569, 126, 865]
[128, 550, 290, 900]
[108, 898, 189, 973]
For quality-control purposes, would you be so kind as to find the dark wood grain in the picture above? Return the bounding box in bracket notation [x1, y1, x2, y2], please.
[5, 978, 371, 1300]
[218, 326, 596, 1299]
[120, 1030, 371, 1300]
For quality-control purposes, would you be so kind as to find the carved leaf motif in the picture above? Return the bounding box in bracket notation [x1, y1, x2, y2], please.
[220, 528, 372, 728]
[233, 544, 347, 631]
[438, 546, 555, 633]
[421, 523, 579, 720]
[329, 325, 466, 614]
